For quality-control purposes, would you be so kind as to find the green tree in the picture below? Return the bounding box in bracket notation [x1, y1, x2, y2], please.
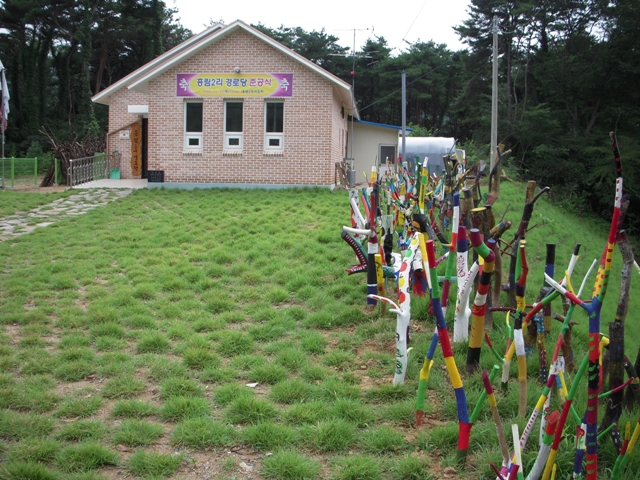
[0, 0, 190, 151]
[350, 36, 392, 122]
[252, 24, 350, 77]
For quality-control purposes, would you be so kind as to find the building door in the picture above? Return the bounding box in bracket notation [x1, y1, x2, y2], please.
[141, 118, 149, 179]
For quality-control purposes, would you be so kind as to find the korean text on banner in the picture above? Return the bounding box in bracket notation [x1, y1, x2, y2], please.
[176, 73, 293, 98]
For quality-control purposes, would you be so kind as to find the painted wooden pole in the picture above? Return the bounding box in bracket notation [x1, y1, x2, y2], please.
[426, 239, 470, 465]
[341, 230, 368, 275]
[506, 184, 550, 306]
[543, 244, 556, 333]
[454, 226, 478, 343]
[541, 353, 590, 480]
[415, 228, 442, 424]
[585, 177, 623, 480]
[514, 341, 563, 477]
[366, 182, 380, 306]
[466, 229, 496, 374]
[460, 187, 473, 230]
[441, 192, 460, 318]
[415, 328, 439, 426]
[502, 293, 556, 391]
[611, 415, 640, 479]
[541, 177, 624, 480]
[483, 370, 510, 466]
[623, 357, 640, 409]
[411, 214, 429, 296]
[601, 230, 634, 453]
[349, 189, 365, 231]
[367, 233, 420, 385]
[501, 244, 582, 391]
[524, 410, 559, 480]
[491, 218, 512, 306]
[533, 244, 555, 384]
[573, 417, 588, 479]
[381, 214, 394, 267]
[512, 423, 525, 480]
[374, 253, 386, 312]
[514, 241, 529, 418]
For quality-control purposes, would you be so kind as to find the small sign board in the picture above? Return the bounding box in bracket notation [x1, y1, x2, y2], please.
[131, 123, 141, 176]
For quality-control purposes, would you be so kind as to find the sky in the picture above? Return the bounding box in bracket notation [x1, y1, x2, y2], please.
[170, 0, 472, 55]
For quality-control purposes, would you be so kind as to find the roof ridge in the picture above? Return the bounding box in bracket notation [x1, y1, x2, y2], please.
[92, 23, 225, 105]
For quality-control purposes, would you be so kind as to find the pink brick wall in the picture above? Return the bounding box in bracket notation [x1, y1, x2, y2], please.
[331, 88, 348, 164]
[107, 29, 350, 184]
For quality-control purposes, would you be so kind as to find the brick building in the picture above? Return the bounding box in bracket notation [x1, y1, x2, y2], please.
[92, 20, 355, 187]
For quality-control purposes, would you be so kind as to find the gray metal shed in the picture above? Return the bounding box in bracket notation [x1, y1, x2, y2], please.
[399, 137, 456, 174]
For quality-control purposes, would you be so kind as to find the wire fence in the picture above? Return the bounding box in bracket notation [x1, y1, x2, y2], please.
[0, 157, 63, 189]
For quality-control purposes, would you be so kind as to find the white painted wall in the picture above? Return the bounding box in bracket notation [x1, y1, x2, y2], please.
[351, 122, 401, 185]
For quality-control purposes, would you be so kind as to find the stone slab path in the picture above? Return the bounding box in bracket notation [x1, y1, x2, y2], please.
[0, 188, 133, 240]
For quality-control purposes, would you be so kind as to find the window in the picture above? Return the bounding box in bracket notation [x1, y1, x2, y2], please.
[379, 145, 396, 165]
[184, 101, 203, 150]
[264, 102, 284, 151]
[225, 101, 243, 150]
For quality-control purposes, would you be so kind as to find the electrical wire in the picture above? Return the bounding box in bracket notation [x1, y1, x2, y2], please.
[394, 0, 429, 54]
[358, 61, 451, 112]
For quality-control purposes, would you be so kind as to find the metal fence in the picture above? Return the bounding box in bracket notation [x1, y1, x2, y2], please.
[0, 157, 40, 188]
[68, 152, 121, 187]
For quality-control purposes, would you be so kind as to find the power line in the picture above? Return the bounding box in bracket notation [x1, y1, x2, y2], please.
[330, 27, 374, 158]
[358, 62, 451, 112]
[394, 0, 429, 53]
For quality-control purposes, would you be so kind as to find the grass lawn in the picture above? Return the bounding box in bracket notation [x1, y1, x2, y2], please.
[0, 189, 74, 217]
[0, 181, 638, 479]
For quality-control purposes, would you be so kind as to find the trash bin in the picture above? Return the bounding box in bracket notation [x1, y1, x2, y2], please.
[110, 169, 121, 179]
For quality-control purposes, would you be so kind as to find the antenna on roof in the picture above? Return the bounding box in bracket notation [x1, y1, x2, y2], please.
[330, 27, 374, 159]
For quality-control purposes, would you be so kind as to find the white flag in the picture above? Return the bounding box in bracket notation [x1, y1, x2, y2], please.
[1, 63, 9, 131]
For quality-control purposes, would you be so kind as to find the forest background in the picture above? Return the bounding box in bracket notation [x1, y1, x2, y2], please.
[1, 0, 639, 235]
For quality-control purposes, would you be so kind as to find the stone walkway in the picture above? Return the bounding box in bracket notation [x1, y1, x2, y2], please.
[0, 188, 133, 240]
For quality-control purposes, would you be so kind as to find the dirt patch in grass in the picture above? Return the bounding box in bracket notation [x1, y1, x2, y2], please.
[357, 373, 393, 391]
[181, 449, 267, 480]
[3, 323, 21, 343]
[9, 185, 68, 193]
[52, 378, 104, 398]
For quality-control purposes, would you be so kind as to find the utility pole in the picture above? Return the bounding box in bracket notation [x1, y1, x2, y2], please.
[401, 70, 406, 169]
[349, 28, 358, 160]
[490, 15, 499, 172]
[0, 59, 6, 186]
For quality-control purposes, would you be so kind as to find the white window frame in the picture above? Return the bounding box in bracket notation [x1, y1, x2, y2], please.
[224, 101, 243, 151]
[264, 101, 284, 151]
[184, 100, 203, 150]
